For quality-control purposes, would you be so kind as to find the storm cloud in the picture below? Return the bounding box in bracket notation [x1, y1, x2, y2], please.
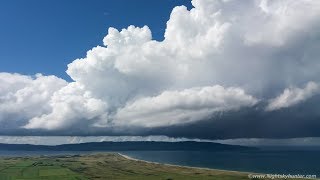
[1, 0, 320, 139]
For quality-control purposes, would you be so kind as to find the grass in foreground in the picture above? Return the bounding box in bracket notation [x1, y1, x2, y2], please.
[0, 153, 310, 180]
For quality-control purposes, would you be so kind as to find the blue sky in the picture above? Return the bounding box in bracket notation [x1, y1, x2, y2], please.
[0, 0, 192, 80]
[1, 0, 320, 141]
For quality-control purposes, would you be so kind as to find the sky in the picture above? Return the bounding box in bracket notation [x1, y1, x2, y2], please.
[1, 0, 320, 143]
[0, 0, 192, 80]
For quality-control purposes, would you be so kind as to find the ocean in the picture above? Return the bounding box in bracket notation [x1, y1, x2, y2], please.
[120, 150, 320, 175]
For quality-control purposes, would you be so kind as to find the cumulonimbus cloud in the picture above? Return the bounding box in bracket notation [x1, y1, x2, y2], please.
[1, 0, 320, 138]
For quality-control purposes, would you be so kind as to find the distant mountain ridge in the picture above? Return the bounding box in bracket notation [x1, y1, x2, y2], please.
[0, 141, 258, 151]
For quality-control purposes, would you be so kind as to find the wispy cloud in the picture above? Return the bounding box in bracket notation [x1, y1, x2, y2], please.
[266, 82, 320, 111]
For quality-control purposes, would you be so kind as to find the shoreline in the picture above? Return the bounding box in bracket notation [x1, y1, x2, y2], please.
[116, 153, 319, 180]
[2, 151, 318, 178]
[0, 152, 254, 180]
[116, 152, 252, 175]
[0, 151, 249, 174]
[0, 151, 265, 175]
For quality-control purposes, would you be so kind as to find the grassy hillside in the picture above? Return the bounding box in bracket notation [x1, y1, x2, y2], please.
[0, 153, 306, 180]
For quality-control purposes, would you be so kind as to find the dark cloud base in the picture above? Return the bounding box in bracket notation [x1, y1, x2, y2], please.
[1, 95, 319, 139]
[155, 96, 320, 139]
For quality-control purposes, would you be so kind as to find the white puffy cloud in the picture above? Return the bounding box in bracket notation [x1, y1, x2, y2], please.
[115, 86, 257, 127]
[67, 0, 320, 102]
[0, 73, 67, 127]
[266, 82, 320, 111]
[24, 82, 109, 130]
[1, 0, 320, 135]
[245, 0, 320, 46]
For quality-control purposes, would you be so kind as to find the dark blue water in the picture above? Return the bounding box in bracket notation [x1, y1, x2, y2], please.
[120, 150, 320, 175]
[0, 150, 319, 175]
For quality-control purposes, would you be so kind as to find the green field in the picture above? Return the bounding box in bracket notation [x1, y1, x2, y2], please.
[0, 157, 85, 180]
[0, 153, 310, 180]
